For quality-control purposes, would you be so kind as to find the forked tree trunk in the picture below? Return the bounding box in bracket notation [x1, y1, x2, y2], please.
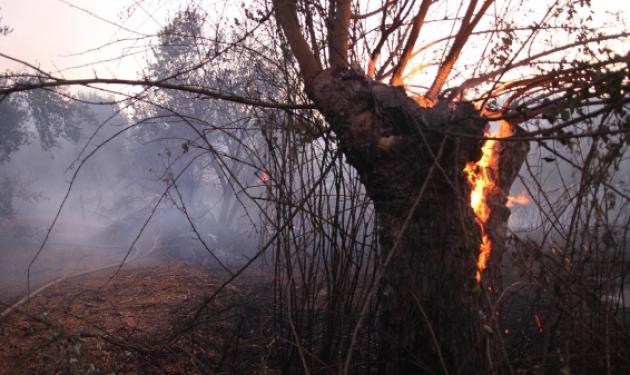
[309, 68, 528, 373]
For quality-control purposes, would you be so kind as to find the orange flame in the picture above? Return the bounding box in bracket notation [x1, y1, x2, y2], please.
[464, 121, 512, 283]
[506, 192, 529, 208]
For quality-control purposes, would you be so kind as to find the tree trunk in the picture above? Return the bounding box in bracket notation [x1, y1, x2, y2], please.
[309, 68, 527, 373]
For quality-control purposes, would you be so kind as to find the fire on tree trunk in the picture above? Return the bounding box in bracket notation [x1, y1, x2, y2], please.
[310, 68, 528, 373]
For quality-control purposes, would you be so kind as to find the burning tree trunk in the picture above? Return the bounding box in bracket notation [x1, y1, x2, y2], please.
[308, 68, 528, 372]
[270, 1, 531, 370]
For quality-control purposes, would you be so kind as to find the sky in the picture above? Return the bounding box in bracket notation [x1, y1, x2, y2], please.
[0, 0, 195, 80]
[1, 0, 627, 82]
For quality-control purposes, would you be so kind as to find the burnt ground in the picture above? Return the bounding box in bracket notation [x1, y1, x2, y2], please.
[0, 257, 276, 374]
[3, 252, 629, 374]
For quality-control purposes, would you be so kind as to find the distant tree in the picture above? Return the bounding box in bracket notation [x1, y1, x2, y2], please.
[1, 17, 91, 218]
[0, 7, 11, 36]
[0, 84, 92, 220]
[130, 7, 272, 239]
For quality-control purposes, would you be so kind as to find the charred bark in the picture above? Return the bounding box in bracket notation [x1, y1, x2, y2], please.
[485, 130, 530, 289]
[309, 68, 527, 373]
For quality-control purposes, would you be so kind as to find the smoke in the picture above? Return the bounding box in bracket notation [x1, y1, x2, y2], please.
[0, 94, 262, 304]
[507, 138, 630, 233]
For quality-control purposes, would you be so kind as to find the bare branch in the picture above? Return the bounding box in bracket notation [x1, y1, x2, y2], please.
[329, 0, 352, 69]
[390, 0, 432, 86]
[352, 0, 395, 20]
[425, 0, 494, 102]
[0, 76, 315, 110]
[272, 0, 321, 89]
[367, 2, 401, 78]
[453, 33, 630, 99]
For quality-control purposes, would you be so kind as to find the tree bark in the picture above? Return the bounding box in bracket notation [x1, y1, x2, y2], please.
[309, 68, 526, 373]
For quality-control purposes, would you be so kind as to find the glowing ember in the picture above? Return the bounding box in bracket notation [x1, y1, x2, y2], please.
[258, 170, 271, 185]
[464, 121, 512, 283]
[533, 313, 544, 333]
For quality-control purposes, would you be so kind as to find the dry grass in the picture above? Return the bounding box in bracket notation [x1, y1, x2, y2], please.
[0, 258, 275, 374]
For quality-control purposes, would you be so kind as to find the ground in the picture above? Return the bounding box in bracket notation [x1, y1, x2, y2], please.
[0, 256, 275, 374]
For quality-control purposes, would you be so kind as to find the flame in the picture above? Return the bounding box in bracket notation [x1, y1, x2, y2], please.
[506, 192, 529, 208]
[464, 121, 512, 283]
[475, 234, 492, 282]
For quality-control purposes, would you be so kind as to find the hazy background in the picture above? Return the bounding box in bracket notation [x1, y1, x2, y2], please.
[1, 0, 628, 304]
[0, 91, 263, 302]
